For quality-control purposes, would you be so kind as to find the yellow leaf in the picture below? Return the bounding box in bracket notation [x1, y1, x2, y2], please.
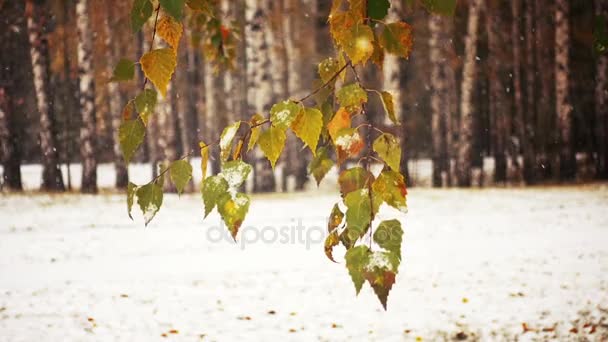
[291, 107, 323, 155]
[247, 113, 265, 151]
[327, 107, 351, 143]
[157, 15, 183, 52]
[343, 23, 375, 65]
[258, 126, 286, 169]
[199, 141, 209, 180]
[140, 48, 177, 97]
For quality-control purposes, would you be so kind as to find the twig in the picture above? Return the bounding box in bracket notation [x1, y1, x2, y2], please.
[297, 61, 351, 103]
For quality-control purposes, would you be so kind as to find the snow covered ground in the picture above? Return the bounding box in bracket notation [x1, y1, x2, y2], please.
[1, 181, 608, 341]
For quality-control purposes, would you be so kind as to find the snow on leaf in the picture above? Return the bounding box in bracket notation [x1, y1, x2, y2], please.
[219, 121, 241, 162]
[119, 119, 146, 163]
[364, 251, 400, 310]
[337, 83, 368, 108]
[169, 159, 192, 195]
[140, 48, 177, 98]
[157, 15, 183, 52]
[111, 58, 135, 82]
[127, 182, 138, 220]
[219, 160, 252, 190]
[201, 175, 229, 218]
[344, 188, 372, 241]
[308, 146, 335, 186]
[270, 100, 301, 129]
[345, 245, 371, 295]
[343, 23, 375, 65]
[217, 192, 250, 240]
[258, 125, 286, 169]
[134, 89, 157, 125]
[335, 128, 364, 165]
[291, 107, 323, 155]
[338, 167, 374, 197]
[379, 22, 413, 59]
[373, 219, 403, 260]
[373, 133, 401, 172]
[131, 0, 153, 32]
[136, 182, 163, 226]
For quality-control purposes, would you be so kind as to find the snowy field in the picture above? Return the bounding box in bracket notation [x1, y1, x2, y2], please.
[1, 167, 608, 341]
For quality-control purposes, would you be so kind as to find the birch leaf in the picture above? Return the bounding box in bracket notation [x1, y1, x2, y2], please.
[258, 126, 286, 169]
[343, 23, 375, 65]
[368, 0, 390, 21]
[373, 133, 401, 171]
[325, 230, 340, 263]
[219, 122, 241, 162]
[131, 0, 153, 32]
[338, 167, 374, 197]
[220, 160, 252, 189]
[119, 119, 145, 163]
[379, 22, 413, 59]
[217, 192, 250, 240]
[291, 107, 323, 154]
[373, 220, 403, 260]
[247, 113, 265, 151]
[372, 169, 408, 213]
[337, 83, 368, 108]
[111, 58, 135, 81]
[199, 141, 209, 180]
[344, 188, 372, 240]
[157, 15, 183, 52]
[327, 107, 351, 143]
[345, 245, 371, 294]
[134, 89, 157, 125]
[140, 48, 177, 97]
[364, 251, 399, 310]
[270, 100, 301, 129]
[201, 175, 229, 218]
[335, 128, 364, 164]
[379, 91, 399, 124]
[136, 182, 163, 226]
[169, 159, 192, 195]
[159, 0, 185, 20]
[328, 203, 345, 232]
[308, 146, 335, 186]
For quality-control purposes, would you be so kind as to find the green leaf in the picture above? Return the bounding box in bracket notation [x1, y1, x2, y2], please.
[169, 159, 192, 195]
[373, 219, 403, 260]
[368, 0, 390, 21]
[344, 188, 372, 240]
[159, 0, 185, 20]
[379, 91, 399, 124]
[258, 125, 286, 169]
[119, 119, 146, 163]
[291, 107, 323, 154]
[217, 192, 250, 239]
[134, 89, 157, 125]
[131, 0, 153, 32]
[219, 121, 241, 162]
[337, 83, 368, 107]
[372, 169, 408, 213]
[270, 100, 301, 129]
[324, 230, 340, 262]
[201, 175, 229, 218]
[318, 57, 341, 84]
[364, 251, 399, 310]
[127, 182, 138, 220]
[220, 160, 252, 189]
[338, 167, 374, 197]
[136, 182, 163, 226]
[140, 48, 177, 97]
[342, 23, 375, 65]
[379, 22, 413, 59]
[328, 203, 344, 232]
[421, 0, 457, 16]
[308, 146, 335, 186]
[345, 245, 371, 294]
[111, 58, 135, 81]
[373, 133, 401, 171]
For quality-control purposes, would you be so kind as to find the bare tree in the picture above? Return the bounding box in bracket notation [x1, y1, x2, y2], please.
[456, 0, 484, 187]
[76, 0, 97, 193]
[26, 0, 65, 191]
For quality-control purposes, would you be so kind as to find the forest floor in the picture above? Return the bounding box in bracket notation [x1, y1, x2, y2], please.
[1, 174, 608, 341]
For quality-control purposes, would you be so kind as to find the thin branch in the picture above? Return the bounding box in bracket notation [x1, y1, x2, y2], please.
[297, 61, 352, 103]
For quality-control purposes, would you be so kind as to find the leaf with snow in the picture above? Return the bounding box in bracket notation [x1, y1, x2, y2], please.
[373, 133, 401, 171]
[219, 121, 241, 162]
[338, 167, 374, 197]
[111, 58, 135, 82]
[345, 245, 371, 294]
[127, 182, 138, 220]
[364, 251, 399, 310]
[157, 15, 183, 52]
[131, 0, 153, 32]
[344, 188, 372, 240]
[372, 168, 408, 214]
[258, 126, 286, 169]
[374, 219, 403, 260]
[169, 159, 192, 195]
[291, 107, 323, 155]
[136, 182, 163, 226]
[337, 83, 368, 108]
[140, 48, 177, 98]
[342, 23, 375, 65]
[134, 89, 157, 125]
[201, 175, 229, 218]
[220, 160, 252, 190]
[379, 22, 413, 59]
[270, 100, 301, 129]
[335, 128, 364, 165]
[119, 119, 145, 163]
[217, 192, 250, 239]
[308, 146, 334, 186]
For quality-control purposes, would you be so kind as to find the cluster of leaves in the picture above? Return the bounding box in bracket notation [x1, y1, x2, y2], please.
[114, 0, 415, 309]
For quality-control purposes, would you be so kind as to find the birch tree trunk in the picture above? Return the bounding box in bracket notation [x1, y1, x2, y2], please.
[26, 0, 65, 192]
[555, 0, 576, 180]
[511, 0, 525, 182]
[523, 0, 537, 184]
[204, 64, 227, 176]
[105, 5, 128, 189]
[76, 0, 97, 193]
[456, 0, 483, 187]
[595, 0, 608, 179]
[0, 88, 22, 192]
[486, 0, 508, 184]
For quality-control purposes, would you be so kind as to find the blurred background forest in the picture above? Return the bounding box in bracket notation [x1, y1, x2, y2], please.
[1, 0, 607, 193]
